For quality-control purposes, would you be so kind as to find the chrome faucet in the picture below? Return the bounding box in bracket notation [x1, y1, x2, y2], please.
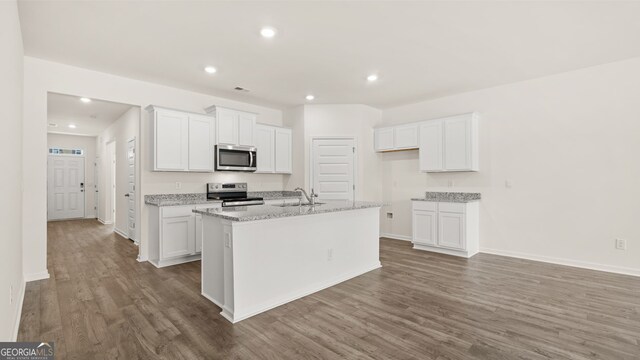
[294, 187, 319, 205]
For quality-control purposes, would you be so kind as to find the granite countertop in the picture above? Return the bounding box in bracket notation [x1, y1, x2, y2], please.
[145, 191, 302, 206]
[193, 200, 384, 222]
[412, 191, 481, 203]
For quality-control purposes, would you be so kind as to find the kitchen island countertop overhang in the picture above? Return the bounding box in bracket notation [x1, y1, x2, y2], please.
[197, 200, 383, 323]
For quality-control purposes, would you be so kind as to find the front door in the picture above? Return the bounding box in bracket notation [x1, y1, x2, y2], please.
[127, 138, 136, 241]
[311, 138, 355, 201]
[47, 155, 85, 220]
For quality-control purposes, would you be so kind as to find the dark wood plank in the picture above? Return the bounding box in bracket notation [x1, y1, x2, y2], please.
[17, 219, 640, 359]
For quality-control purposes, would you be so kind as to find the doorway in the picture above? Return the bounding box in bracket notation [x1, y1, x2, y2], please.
[47, 153, 86, 220]
[310, 138, 356, 201]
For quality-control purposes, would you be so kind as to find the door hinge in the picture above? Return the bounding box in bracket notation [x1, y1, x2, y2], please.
[352, 147, 355, 153]
[353, 185, 355, 190]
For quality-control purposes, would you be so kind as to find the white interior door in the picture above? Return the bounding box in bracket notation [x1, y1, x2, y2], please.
[311, 138, 355, 201]
[47, 155, 85, 220]
[127, 138, 136, 241]
[105, 141, 116, 225]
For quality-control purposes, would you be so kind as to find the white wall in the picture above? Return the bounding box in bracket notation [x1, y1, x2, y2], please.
[47, 133, 97, 218]
[0, 0, 24, 341]
[284, 104, 383, 202]
[380, 57, 640, 275]
[23, 57, 286, 278]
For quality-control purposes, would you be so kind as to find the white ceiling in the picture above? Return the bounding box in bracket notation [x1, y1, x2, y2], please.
[19, 1, 640, 109]
[47, 93, 133, 136]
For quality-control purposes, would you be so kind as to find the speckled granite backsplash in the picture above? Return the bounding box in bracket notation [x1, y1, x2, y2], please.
[145, 191, 302, 206]
[412, 192, 481, 203]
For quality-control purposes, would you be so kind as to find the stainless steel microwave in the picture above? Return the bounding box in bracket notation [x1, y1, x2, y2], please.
[215, 145, 257, 172]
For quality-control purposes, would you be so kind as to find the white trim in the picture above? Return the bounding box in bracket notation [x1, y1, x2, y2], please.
[24, 271, 50, 282]
[480, 247, 640, 277]
[11, 278, 26, 341]
[380, 233, 412, 241]
[98, 218, 112, 225]
[114, 227, 129, 240]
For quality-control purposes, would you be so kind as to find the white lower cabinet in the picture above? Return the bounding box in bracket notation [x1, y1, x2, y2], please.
[149, 203, 221, 267]
[412, 200, 479, 257]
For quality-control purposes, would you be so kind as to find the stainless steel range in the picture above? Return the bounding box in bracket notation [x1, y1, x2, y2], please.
[207, 183, 264, 207]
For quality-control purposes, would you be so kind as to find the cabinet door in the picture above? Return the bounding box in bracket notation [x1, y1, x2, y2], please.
[254, 124, 275, 173]
[412, 210, 437, 245]
[188, 114, 214, 171]
[238, 112, 256, 146]
[161, 215, 195, 259]
[437, 212, 465, 250]
[374, 128, 394, 151]
[419, 120, 443, 172]
[195, 213, 203, 253]
[275, 128, 292, 173]
[394, 124, 419, 149]
[217, 108, 238, 145]
[155, 110, 189, 170]
[443, 115, 471, 171]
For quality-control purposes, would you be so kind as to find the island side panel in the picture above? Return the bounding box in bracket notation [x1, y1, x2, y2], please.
[201, 216, 226, 308]
[230, 207, 381, 322]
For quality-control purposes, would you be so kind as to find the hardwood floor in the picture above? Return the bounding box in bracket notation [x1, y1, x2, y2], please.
[19, 219, 640, 359]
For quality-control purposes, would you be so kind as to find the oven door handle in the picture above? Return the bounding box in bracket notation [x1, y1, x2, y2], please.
[249, 151, 254, 168]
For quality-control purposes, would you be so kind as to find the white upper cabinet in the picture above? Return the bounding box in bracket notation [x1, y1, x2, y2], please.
[374, 124, 419, 152]
[238, 112, 256, 146]
[374, 127, 394, 151]
[206, 106, 256, 147]
[154, 109, 189, 171]
[253, 124, 292, 174]
[188, 114, 215, 171]
[394, 124, 419, 150]
[254, 124, 275, 173]
[274, 128, 292, 173]
[419, 113, 478, 172]
[216, 108, 238, 145]
[419, 120, 443, 172]
[149, 106, 215, 172]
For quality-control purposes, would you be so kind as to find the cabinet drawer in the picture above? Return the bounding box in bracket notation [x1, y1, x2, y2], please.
[438, 202, 465, 213]
[162, 206, 195, 218]
[412, 201, 437, 211]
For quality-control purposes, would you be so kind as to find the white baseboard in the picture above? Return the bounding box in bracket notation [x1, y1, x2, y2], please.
[480, 247, 640, 277]
[114, 227, 129, 240]
[24, 271, 50, 282]
[380, 232, 412, 242]
[98, 218, 112, 225]
[12, 278, 26, 341]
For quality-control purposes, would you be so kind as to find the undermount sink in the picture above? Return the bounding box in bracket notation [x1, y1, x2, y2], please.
[273, 202, 325, 207]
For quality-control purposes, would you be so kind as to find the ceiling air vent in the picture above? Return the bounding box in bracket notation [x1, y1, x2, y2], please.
[234, 86, 250, 92]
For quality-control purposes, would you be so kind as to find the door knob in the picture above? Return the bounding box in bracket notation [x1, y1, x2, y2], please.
[124, 194, 130, 197]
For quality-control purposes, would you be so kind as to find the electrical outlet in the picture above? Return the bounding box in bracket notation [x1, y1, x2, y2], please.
[615, 238, 627, 250]
[505, 179, 513, 188]
[448, 180, 455, 187]
[175, 182, 182, 190]
[386, 212, 393, 219]
[327, 248, 333, 261]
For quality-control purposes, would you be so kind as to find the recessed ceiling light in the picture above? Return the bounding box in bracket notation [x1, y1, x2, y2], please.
[305, 95, 315, 101]
[68, 124, 77, 129]
[367, 74, 378, 82]
[80, 97, 91, 103]
[260, 27, 277, 38]
[204, 66, 217, 74]
[48, 123, 58, 127]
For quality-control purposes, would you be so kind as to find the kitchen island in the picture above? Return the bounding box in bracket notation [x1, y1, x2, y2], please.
[194, 200, 383, 323]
